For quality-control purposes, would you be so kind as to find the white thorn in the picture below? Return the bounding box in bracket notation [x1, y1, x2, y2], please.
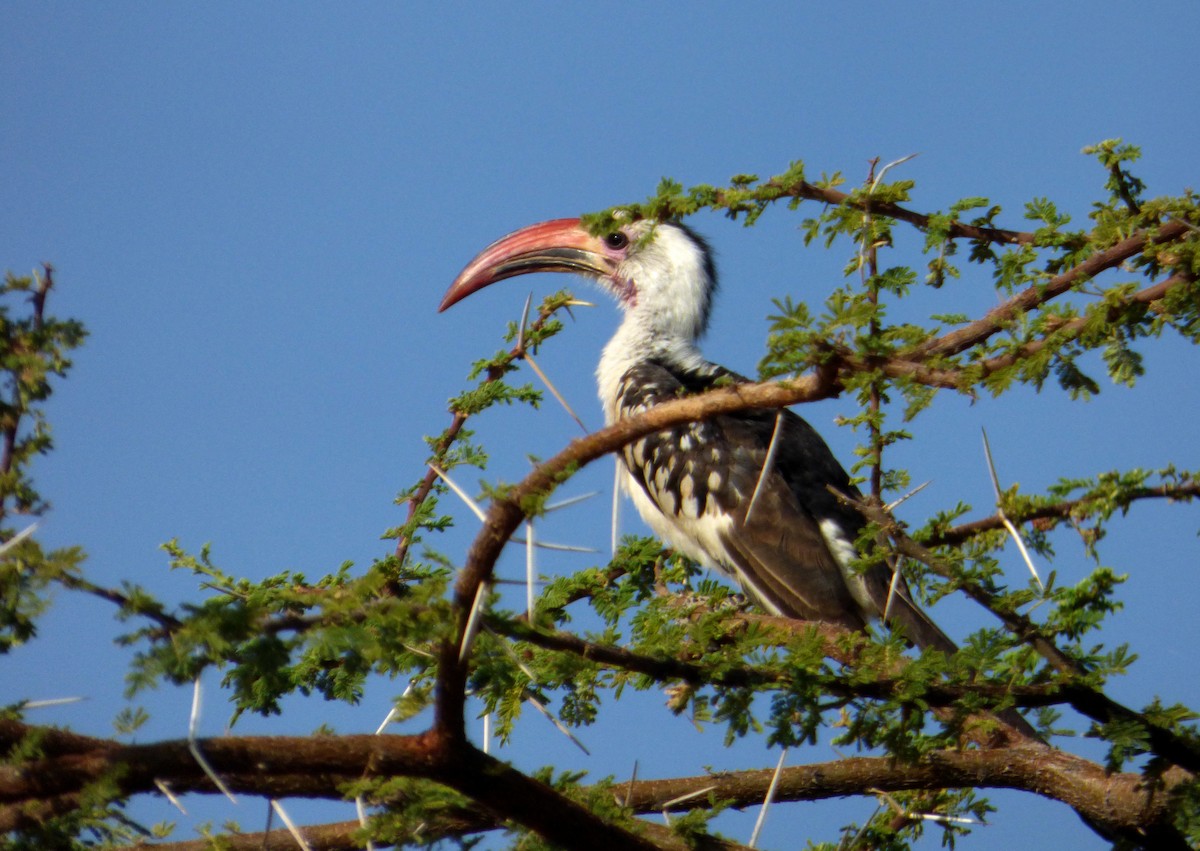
[489, 627, 539, 682]
[749, 749, 788, 848]
[527, 695, 590, 755]
[661, 785, 718, 812]
[544, 491, 599, 512]
[872, 788, 982, 826]
[373, 706, 400, 736]
[270, 799, 314, 851]
[745, 411, 785, 524]
[187, 677, 202, 742]
[0, 522, 39, 557]
[870, 153, 920, 192]
[187, 677, 237, 804]
[358, 687, 414, 850]
[884, 480, 931, 512]
[17, 696, 84, 710]
[611, 458, 622, 557]
[981, 429, 1044, 591]
[525, 520, 535, 621]
[355, 796, 376, 851]
[517, 291, 533, 351]
[429, 463, 487, 523]
[883, 561, 902, 622]
[511, 537, 598, 554]
[489, 630, 587, 752]
[458, 581, 489, 662]
[154, 779, 187, 815]
[525, 353, 589, 433]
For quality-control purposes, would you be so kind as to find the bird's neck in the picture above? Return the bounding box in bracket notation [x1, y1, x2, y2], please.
[597, 315, 713, 424]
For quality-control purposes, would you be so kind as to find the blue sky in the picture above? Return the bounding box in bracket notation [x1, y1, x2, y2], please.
[3, 3, 1198, 848]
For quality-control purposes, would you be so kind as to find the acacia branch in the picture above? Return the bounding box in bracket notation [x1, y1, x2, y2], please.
[392, 299, 571, 573]
[930, 479, 1200, 547]
[12, 728, 1181, 851]
[0, 723, 663, 851]
[713, 176, 1036, 246]
[908, 219, 1189, 359]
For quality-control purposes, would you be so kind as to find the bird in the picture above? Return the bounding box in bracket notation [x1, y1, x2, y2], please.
[438, 217, 958, 654]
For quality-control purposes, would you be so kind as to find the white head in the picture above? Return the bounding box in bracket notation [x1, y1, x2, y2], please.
[440, 217, 718, 348]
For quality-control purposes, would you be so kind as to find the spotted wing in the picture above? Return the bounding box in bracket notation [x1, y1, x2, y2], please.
[615, 360, 958, 653]
[615, 361, 869, 630]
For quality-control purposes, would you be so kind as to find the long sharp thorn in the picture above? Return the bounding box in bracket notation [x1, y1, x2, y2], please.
[982, 429, 1044, 590]
[749, 749, 788, 848]
[373, 706, 400, 736]
[0, 522, 38, 556]
[623, 761, 639, 808]
[512, 538, 597, 553]
[745, 411, 784, 524]
[872, 788, 981, 825]
[884, 480, 931, 512]
[429, 464, 487, 522]
[359, 689, 413, 851]
[19, 696, 84, 709]
[544, 491, 599, 512]
[883, 559, 902, 621]
[154, 780, 187, 815]
[517, 291, 533, 351]
[271, 800, 313, 851]
[981, 428, 1003, 502]
[489, 629, 538, 681]
[528, 695, 590, 755]
[458, 581, 489, 662]
[525, 353, 588, 433]
[525, 520, 535, 621]
[187, 678, 237, 804]
[611, 458, 621, 557]
[870, 152, 920, 192]
[355, 796, 376, 851]
[661, 786, 718, 811]
[1002, 514, 1043, 590]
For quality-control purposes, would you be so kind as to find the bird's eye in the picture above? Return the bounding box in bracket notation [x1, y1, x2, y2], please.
[603, 232, 629, 250]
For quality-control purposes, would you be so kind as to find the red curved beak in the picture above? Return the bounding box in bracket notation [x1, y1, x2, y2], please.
[439, 218, 614, 312]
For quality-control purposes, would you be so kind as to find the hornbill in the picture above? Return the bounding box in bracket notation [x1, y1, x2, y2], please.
[439, 217, 960, 655]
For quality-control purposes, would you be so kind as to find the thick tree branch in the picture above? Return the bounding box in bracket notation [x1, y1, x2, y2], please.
[13, 729, 1181, 851]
